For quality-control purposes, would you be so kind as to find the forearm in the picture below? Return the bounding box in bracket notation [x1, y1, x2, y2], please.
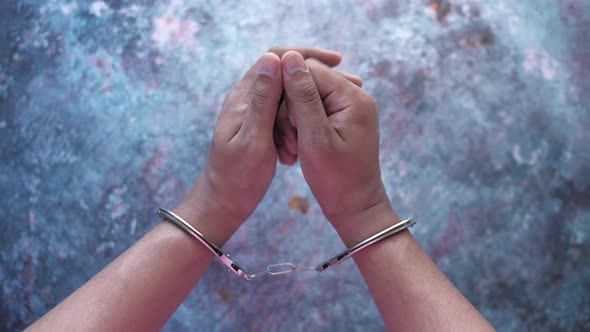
[28, 199, 237, 331]
[333, 203, 495, 332]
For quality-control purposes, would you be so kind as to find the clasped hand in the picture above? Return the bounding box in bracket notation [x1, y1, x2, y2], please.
[175, 47, 395, 245]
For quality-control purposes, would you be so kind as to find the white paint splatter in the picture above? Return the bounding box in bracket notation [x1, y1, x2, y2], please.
[110, 203, 129, 219]
[152, 15, 200, 50]
[59, 2, 78, 16]
[512, 144, 542, 166]
[96, 241, 115, 254]
[130, 218, 137, 235]
[89, 1, 110, 17]
[523, 49, 560, 81]
[150, 0, 200, 51]
[512, 144, 523, 164]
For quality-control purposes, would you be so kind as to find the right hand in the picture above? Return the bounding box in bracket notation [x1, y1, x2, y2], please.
[270, 48, 363, 166]
[279, 51, 396, 241]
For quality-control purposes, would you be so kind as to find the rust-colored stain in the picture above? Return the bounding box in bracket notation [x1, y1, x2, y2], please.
[429, 0, 452, 23]
[214, 286, 232, 303]
[288, 194, 309, 214]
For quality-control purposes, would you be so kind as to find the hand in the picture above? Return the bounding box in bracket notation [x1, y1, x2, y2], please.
[280, 51, 395, 241]
[273, 51, 363, 166]
[174, 48, 343, 244]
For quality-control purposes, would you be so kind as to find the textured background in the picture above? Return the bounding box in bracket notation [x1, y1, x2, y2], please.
[1, 0, 589, 331]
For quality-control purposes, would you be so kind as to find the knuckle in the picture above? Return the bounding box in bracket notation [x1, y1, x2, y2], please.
[223, 85, 249, 111]
[350, 92, 378, 124]
[358, 91, 376, 109]
[293, 80, 320, 106]
[249, 81, 271, 111]
[221, 89, 237, 109]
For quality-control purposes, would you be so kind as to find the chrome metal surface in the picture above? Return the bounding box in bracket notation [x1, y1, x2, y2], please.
[157, 208, 414, 280]
[315, 218, 415, 272]
[157, 208, 246, 278]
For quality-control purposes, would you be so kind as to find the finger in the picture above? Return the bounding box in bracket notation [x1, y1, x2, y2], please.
[304, 58, 363, 115]
[281, 51, 335, 145]
[337, 71, 363, 87]
[269, 46, 342, 67]
[275, 100, 298, 156]
[273, 67, 360, 159]
[277, 145, 298, 165]
[238, 52, 283, 137]
[282, 68, 360, 129]
[275, 68, 361, 127]
[216, 59, 261, 140]
[221, 48, 353, 137]
[275, 103, 298, 165]
[273, 119, 297, 165]
[274, 99, 298, 164]
[226, 46, 343, 113]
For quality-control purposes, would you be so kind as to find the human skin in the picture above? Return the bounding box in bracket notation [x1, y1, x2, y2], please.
[25, 47, 343, 332]
[27, 47, 494, 332]
[279, 51, 496, 331]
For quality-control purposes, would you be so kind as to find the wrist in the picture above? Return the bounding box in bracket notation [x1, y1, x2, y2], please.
[173, 178, 243, 247]
[331, 200, 400, 247]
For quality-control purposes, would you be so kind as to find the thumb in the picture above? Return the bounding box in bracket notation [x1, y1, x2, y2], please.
[240, 52, 283, 137]
[281, 51, 333, 146]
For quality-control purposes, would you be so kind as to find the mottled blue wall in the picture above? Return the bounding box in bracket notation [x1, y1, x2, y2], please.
[1, 0, 589, 331]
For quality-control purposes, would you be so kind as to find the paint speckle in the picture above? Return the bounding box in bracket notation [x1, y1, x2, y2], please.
[59, 2, 77, 16]
[523, 49, 560, 80]
[89, 1, 109, 17]
[110, 203, 129, 219]
[129, 218, 138, 235]
[429, 0, 452, 24]
[288, 194, 309, 214]
[214, 286, 232, 302]
[96, 241, 115, 254]
[2, 1, 589, 331]
[152, 15, 200, 50]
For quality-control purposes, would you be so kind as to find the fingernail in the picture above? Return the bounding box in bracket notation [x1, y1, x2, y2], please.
[258, 54, 278, 78]
[283, 52, 306, 75]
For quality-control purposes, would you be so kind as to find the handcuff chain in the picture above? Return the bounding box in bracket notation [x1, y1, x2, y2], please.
[157, 208, 414, 281]
[244, 263, 318, 280]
